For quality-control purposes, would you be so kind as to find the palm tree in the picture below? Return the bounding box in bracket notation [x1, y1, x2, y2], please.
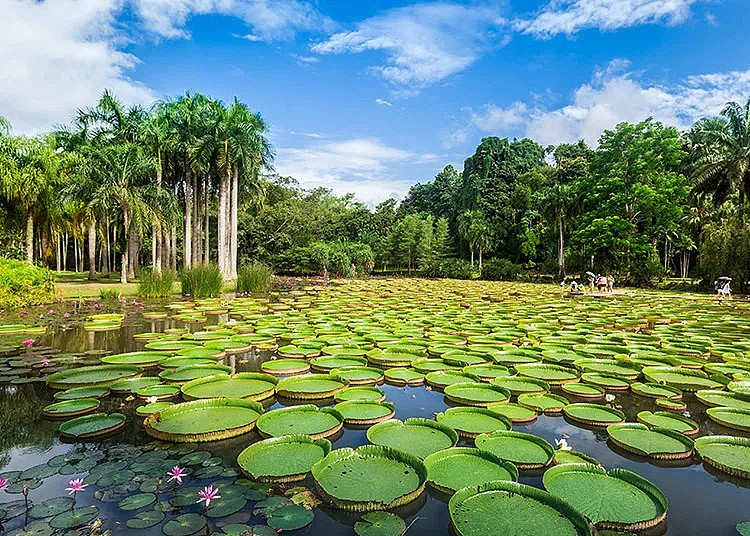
[538, 181, 574, 277]
[458, 209, 491, 270]
[689, 100, 750, 206]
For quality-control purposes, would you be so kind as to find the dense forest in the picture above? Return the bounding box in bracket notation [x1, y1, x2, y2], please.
[1, 93, 749, 291]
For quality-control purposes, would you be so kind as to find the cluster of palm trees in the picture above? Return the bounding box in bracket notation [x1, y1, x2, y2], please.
[0, 91, 272, 283]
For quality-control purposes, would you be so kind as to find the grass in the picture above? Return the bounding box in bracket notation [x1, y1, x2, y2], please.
[180, 264, 223, 298]
[138, 269, 176, 298]
[236, 262, 274, 295]
[55, 271, 139, 299]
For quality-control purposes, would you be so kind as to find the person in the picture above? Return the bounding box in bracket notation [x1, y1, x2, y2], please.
[722, 281, 732, 299]
[607, 274, 615, 293]
[715, 280, 723, 295]
[596, 275, 606, 293]
[570, 280, 579, 293]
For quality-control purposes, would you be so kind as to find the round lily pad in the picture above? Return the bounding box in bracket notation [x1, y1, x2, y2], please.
[49, 506, 99, 529]
[5, 520, 54, 536]
[706, 407, 750, 432]
[266, 505, 314, 530]
[517, 393, 569, 413]
[383, 368, 424, 386]
[238, 435, 332, 482]
[630, 382, 682, 400]
[126, 508, 165, 529]
[449, 481, 592, 536]
[354, 511, 406, 536]
[435, 407, 512, 439]
[311, 445, 427, 511]
[424, 447, 518, 493]
[101, 351, 171, 367]
[334, 386, 386, 403]
[334, 400, 396, 425]
[311, 355, 368, 371]
[58, 412, 126, 440]
[144, 398, 263, 442]
[181, 373, 278, 401]
[162, 513, 206, 536]
[206, 496, 248, 518]
[333, 366, 385, 385]
[136, 384, 181, 400]
[136, 401, 175, 416]
[642, 366, 723, 391]
[543, 464, 668, 531]
[444, 382, 511, 407]
[46, 365, 142, 389]
[159, 356, 218, 369]
[275, 373, 347, 399]
[655, 398, 687, 411]
[109, 377, 162, 394]
[28, 497, 73, 518]
[696, 390, 750, 411]
[367, 418, 458, 459]
[426, 370, 479, 389]
[563, 403, 625, 427]
[561, 382, 605, 398]
[366, 350, 416, 368]
[606, 423, 694, 459]
[475, 430, 554, 469]
[581, 373, 631, 390]
[118, 492, 157, 511]
[491, 376, 550, 395]
[260, 358, 310, 376]
[256, 404, 343, 439]
[695, 435, 750, 479]
[515, 363, 580, 385]
[53, 386, 110, 401]
[42, 398, 100, 419]
[144, 340, 202, 353]
[158, 364, 232, 383]
[486, 402, 538, 424]
[637, 411, 699, 435]
[553, 449, 601, 466]
[411, 358, 459, 374]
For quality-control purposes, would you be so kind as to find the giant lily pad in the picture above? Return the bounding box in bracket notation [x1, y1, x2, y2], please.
[311, 355, 368, 371]
[706, 407, 750, 432]
[126, 508, 165, 529]
[426, 370, 479, 389]
[118, 492, 157, 511]
[238, 435, 332, 482]
[630, 382, 683, 400]
[424, 447, 518, 494]
[486, 402, 538, 423]
[443, 382, 511, 407]
[462, 364, 512, 381]
[101, 351, 171, 367]
[695, 436, 750, 479]
[311, 445, 427, 511]
[435, 407, 511, 439]
[136, 384, 180, 400]
[517, 393, 569, 413]
[256, 404, 343, 439]
[136, 401, 174, 416]
[335, 386, 386, 403]
[475, 430, 554, 469]
[581, 373, 632, 390]
[563, 403, 625, 427]
[637, 411, 699, 435]
[491, 376, 550, 395]
[696, 390, 750, 411]
[275, 373, 347, 399]
[561, 382, 605, 398]
[144, 398, 263, 442]
[367, 418, 457, 459]
[383, 368, 424, 386]
[449, 481, 592, 536]
[333, 366, 385, 385]
[144, 340, 202, 353]
[46, 365, 142, 389]
[58, 412, 126, 440]
[159, 363, 232, 383]
[109, 377, 162, 394]
[28, 497, 73, 518]
[642, 366, 722, 391]
[354, 511, 406, 536]
[334, 400, 396, 425]
[42, 398, 100, 419]
[543, 464, 668, 531]
[515, 363, 581, 385]
[181, 372, 278, 401]
[260, 358, 310, 376]
[606, 423, 694, 459]
[49, 506, 99, 529]
[52, 386, 110, 401]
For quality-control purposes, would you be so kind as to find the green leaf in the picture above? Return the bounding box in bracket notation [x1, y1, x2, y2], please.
[28, 497, 74, 518]
[49, 506, 99, 529]
[737, 522, 750, 536]
[162, 513, 206, 536]
[354, 512, 406, 536]
[126, 508, 165, 529]
[6, 520, 54, 536]
[266, 505, 314, 531]
[118, 492, 157, 511]
[206, 496, 247, 518]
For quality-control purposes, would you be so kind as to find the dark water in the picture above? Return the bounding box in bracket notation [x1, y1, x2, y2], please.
[0, 303, 749, 536]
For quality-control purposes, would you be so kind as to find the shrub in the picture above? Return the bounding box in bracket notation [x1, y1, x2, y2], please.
[138, 269, 176, 298]
[99, 288, 121, 300]
[0, 258, 54, 308]
[236, 262, 273, 294]
[426, 258, 474, 280]
[180, 264, 223, 298]
[482, 259, 523, 281]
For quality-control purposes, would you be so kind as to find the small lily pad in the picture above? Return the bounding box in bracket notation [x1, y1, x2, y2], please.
[354, 511, 406, 536]
[266, 505, 315, 531]
[118, 492, 157, 511]
[162, 513, 206, 536]
[49, 506, 99, 529]
[126, 508, 165, 529]
[28, 497, 73, 518]
[206, 496, 247, 518]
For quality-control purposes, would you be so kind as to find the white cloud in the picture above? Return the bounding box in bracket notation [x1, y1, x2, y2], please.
[311, 3, 508, 90]
[515, 0, 700, 39]
[0, 0, 156, 134]
[375, 99, 393, 107]
[275, 138, 422, 206]
[465, 60, 750, 147]
[131, 0, 335, 42]
[292, 54, 320, 64]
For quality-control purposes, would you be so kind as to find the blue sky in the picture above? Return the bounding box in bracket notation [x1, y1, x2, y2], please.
[2, 0, 749, 206]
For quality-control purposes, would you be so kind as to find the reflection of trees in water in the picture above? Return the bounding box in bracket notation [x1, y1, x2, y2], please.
[0, 384, 55, 466]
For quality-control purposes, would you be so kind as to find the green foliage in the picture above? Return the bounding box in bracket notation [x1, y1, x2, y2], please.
[137, 269, 175, 298]
[237, 262, 274, 294]
[0, 258, 54, 307]
[426, 258, 474, 280]
[99, 288, 121, 300]
[482, 259, 523, 281]
[180, 264, 223, 297]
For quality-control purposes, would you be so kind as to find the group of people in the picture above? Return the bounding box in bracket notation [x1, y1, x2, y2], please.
[716, 279, 732, 299]
[566, 273, 615, 294]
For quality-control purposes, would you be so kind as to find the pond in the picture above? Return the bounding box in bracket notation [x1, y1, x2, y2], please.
[0, 279, 749, 536]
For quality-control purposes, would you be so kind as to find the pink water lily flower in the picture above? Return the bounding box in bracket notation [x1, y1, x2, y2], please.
[66, 478, 88, 495]
[21, 339, 35, 346]
[0, 477, 10, 491]
[19, 311, 28, 315]
[196, 485, 220, 507]
[41, 358, 50, 365]
[167, 466, 187, 484]
[64, 312, 71, 318]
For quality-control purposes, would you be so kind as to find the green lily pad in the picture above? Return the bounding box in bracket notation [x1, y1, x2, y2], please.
[606, 423, 694, 459]
[543, 464, 667, 530]
[383, 368, 424, 385]
[553, 449, 601, 466]
[515, 363, 580, 384]
[424, 447, 518, 493]
[354, 511, 406, 536]
[485, 402, 538, 423]
[738, 522, 750, 536]
[28, 497, 74, 518]
[58, 412, 126, 439]
[367, 418, 458, 459]
[126, 508, 165, 528]
[581, 373, 632, 390]
[334, 386, 386, 403]
[491, 376, 550, 395]
[238, 435, 332, 482]
[561, 382, 605, 398]
[49, 506, 99, 529]
[53, 386, 110, 400]
[118, 492, 157, 511]
[334, 400, 395, 424]
[695, 435, 750, 479]
[275, 373, 347, 399]
[266, 505, 314, 530]
[425, 370, 479, 389]
[449, 481, 592, 536]
[162, 513, 206, 536]
[206, 496, 248, 518]
[46, 365, 142, 389]
[435, 407, 512, 438]
[42, 398, 100, 419]
[696, 390, 750, 411]
[6, 520, 54, 536]
[256, 405, 343, 439]
[311, 355, 368, 371]
[136, 401, 175, 416]
[102, 351, 171, 367]
[475, 431, 554, 469]
[109, 377, 162, 394]
[706, 407, 750, 432]
[333, 366, 385, 385]
[260, 358, 310, 376]
[642, 366, 722, 391]
[444, 382, 511, 406]
[630, 382, 682, 400]
[637, 411, 699, 435]
[563, 403, 625, 427]
[517, 393, 569, 413]
[159, 364, 232, 383]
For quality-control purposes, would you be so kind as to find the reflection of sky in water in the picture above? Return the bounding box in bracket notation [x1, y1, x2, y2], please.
[0, 301, 748, 535]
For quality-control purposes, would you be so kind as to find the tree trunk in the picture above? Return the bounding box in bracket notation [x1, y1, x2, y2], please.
[100, 240, 109, 278]
[470, 249, 474, 268]
[558, 217, 565, 278]
[55, 234, 62, 272]
[193, 173, 201, 264]
[88, 218, 97, 280]
[230, 164, 239, 279]
[218, 168, 229, 278]
[204, 180, 210, 264]
[153, 147, 163, 272]
[74, 237, 79, 272]
[121, 211, 130, 284]
[171, 225, 177, 272]
[184, 157, 193, 269]
[25, 212, 34, 264]
[128, 229, 139, 280]
[479, 246, 483, 273]
[162, 227, 170, 273]
[63, 233, 68, 271]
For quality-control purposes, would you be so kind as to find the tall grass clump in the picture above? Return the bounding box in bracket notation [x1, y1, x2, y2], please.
[138, 269, 176, 298]
[236, 262, 274, 295]
[99, 288, 121, 300]
[180, 264, 223, 298]
[0, 259, 54, 308]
